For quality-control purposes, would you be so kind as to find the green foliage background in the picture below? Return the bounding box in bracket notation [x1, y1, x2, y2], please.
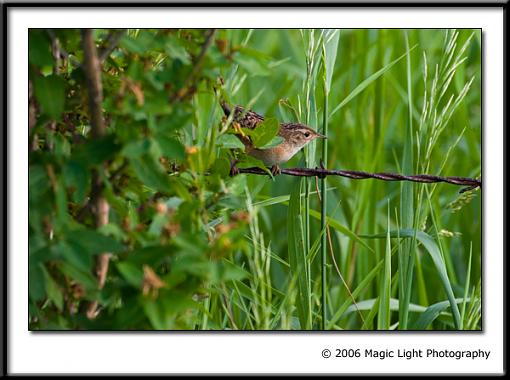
[29, 29, 481, 330]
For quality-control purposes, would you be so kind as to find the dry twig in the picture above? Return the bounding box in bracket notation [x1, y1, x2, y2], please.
[81, 29, 111, 319]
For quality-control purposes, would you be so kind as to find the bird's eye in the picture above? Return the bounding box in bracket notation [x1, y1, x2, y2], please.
[304, 132, 310, 138]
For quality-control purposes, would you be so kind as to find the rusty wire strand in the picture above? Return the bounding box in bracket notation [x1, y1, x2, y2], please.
[234, 166, 481, 194]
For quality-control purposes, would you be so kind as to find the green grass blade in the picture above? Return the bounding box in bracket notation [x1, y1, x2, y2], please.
[322, 29, 340, 93]
[362, 228, 462, 329]
[411, 298, 468, 330]
[361, 298, 379, 330]
[460, 243, 473, 329]
[330, 45, 417, 117]
[377, 202, 392, 329]
[319, 29, 339, 330]
[287, 178, 311, 329]
[252, 187, 336, 208]
[327, 257, 385, 329]
[250, 196, 373, 253]
[399, 32, 416, 330]
[345, 298, 428, 316]
[308, 209, 375, 253]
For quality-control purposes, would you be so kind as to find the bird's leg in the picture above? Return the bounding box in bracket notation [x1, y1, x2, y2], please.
[270, 164, 281, 177]
[229, 159, 240, 176]
[232, 122, 246, 137]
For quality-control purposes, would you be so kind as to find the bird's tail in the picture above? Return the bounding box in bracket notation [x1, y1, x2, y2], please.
[220, 100, 231, 116]
[212, 76, 231, 117]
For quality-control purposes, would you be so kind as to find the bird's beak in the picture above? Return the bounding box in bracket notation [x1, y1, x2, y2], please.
[316, 133, 327, 139]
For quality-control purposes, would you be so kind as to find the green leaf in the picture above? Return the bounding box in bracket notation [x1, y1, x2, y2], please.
[66, 228, 124, 255]
[53, 133, 72, 158]
[29, 263, 46, 302]
[245, 117, 279, 148]
[148, 214, 168, 237]
[165, 36, 191, 65]
[30, 244, 59, 266]
[52, 240, 92, 272]
[98, 223, 128, 241]
[33, 74, 66, 120]
[171, 255, 212, 278]
[236, 154, 270, 174]
[54, 178, 70, 227]
[29, 165, 51, 203]
[218, 260, 249, 282]
[120, 35, 146, 55]
[142, 299, 166, 330]
[126, 59, 144, 81]
[210, 155, 231, 177]
[125, 245, 174, 267]
[41, 265, 64, 311]
[258, 135, 283, 149]
[144, 92, 173, 115]
[162, 291, 195, 316]
[155, 135, 185, 160]
[29, 30, 53, 67]
[216, 134, 245, 149]
[234, 55, 271, 77]
[116, 262, 144, 287]
[130, 154, 172, 192]
[156, 110, 191, 133]
[72, 135, 121, 167]
[122, 138, 152, 159]
[63, 160, 90, 203]
[58, 261, 98, 293]
[144, 291, 195, 329]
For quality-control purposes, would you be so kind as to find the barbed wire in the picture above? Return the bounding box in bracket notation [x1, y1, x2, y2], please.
[234, 166, 481, 194]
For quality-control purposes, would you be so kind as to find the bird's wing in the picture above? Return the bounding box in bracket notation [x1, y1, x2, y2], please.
[232, 106, 265, 130]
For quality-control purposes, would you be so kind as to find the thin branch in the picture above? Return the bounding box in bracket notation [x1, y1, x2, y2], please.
[171, 29, 217, 101]
[28, 80, 39, 151]
[46, 29, 82, 68]
[82, 30, 106, 138]
[47, 29, 126, 68]
[98, 29, 127, 63]
[234, 166, 481, 194]
[81, 29, 110, 320]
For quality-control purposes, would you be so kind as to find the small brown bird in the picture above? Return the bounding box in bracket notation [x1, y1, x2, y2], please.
[221, 102, 326, 176]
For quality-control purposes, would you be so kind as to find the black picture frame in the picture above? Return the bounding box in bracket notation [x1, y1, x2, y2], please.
[1, 0, 506, 376]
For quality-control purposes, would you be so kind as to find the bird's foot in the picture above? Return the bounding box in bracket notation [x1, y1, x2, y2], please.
[232, 122, 246, 137]
[229, 159, 240, 176]
[270, 164, 281, 177]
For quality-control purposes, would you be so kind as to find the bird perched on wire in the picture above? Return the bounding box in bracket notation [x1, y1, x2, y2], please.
[221, 101, 326, 176]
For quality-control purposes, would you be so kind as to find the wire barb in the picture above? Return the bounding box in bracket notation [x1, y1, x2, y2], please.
[234, 167, 481, 193]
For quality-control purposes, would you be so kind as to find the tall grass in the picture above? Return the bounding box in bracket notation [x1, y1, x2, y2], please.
[320, 29, 340, 329]
[211, 29, 480, 330]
